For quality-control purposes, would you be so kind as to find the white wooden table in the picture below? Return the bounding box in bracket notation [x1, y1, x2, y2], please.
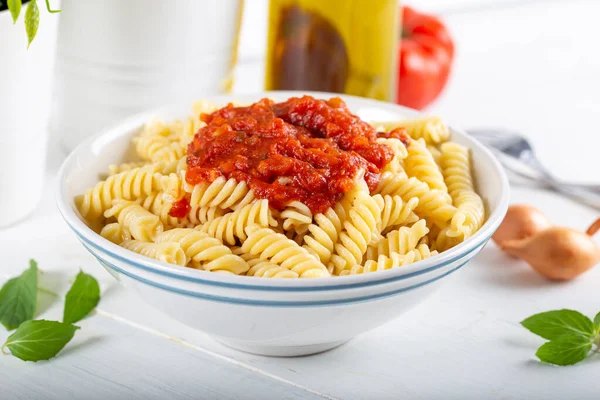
[2, 1, 600, 399]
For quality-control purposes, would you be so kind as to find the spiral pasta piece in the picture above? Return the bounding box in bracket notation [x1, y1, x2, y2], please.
[184, 204, 227, 227]
[156, 229, 249, 274]
[161, 173, 184, 200]
[139, 117, 173, 138]
[281, 201, 313, 234]
[100, 222, 131, 245]
[197, 199, 277, 245]
[376, 171, 457, 228]
[76, 165, 164, 222]
[104, 200, 164, 242]
[379, 117, 450, 145]
[286, 229, 307, 246]
[121, 240, 187, 266]
[177, 100, 217, 139]
[138, 102, 216, 144]
[133, 135, 171, 161]
[107, 161, 148, 176]
[340, 244, 438, 275]
[440, 142, 485, 241]
[377, 137, 408, 173]
[151, 142, 187, 163]
[427, 145, 442, 167]
[330, 183, 381, 274]
[247, 261, 300, 278]
[405, 138, 447, 191]
[241, 227, 329, 278]
[372, 194, 419, 233]
[181, 173, 255, 210]
[137, 192, 185, 228]
[232, 248, 300, 278]
[134, 116, 188, 163]
[431, 226, 460, 252]
[302, 202, 349, 264]
[366, 219, 429, 260]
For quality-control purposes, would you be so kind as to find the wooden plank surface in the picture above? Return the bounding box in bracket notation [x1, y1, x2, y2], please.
[2, 0, 600, 398]
[0, 286, 330, 400]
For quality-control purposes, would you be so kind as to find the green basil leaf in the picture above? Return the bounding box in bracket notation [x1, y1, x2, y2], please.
[0, 260, 38, 330]
[44, 0, 59, 13]
[521, 309, 594, 341]
[7, 0, 22, 23]
[535, 336, 593, 366]
[594, 312, 600, 333]
[24, 0, 39, 48]
[2, 320, 79, 362]
[63, 271, 100, 324]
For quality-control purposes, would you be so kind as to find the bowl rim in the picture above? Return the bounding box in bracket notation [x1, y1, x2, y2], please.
[56, 90, 510, 291]
[87, 249, 474, 306]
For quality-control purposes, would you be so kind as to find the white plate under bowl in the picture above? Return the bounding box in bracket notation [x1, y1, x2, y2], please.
[57, 91, 510, 356]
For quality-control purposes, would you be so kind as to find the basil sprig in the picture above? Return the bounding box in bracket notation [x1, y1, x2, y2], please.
[0, 261, 100, 362]
[2, 320, 79, 362]
[0, 260, 38, 330]
[522, 309, 600, 366]
[63, 271, 101, 324]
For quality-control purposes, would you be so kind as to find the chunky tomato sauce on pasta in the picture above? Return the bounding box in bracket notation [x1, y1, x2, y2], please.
[185, 96, 396, 214]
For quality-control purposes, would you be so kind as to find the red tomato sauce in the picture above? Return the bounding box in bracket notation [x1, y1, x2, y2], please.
[169, 197, 190, 218]
[185, 96, 394, 214]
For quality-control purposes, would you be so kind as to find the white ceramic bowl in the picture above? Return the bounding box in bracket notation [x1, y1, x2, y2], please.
[57, 91, 509, 356]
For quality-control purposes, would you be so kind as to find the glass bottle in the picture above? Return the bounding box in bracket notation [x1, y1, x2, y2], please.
[265, 0, 399, 102]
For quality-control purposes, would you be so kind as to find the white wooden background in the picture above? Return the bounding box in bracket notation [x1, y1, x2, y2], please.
[2, 1, 600, 399]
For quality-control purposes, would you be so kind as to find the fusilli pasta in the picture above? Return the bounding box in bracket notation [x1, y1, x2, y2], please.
[100, 222, 131, 245]
[241, 226, 330, 278]
[79, 97, 485, 279]
[197, 199, 277, 245]
[76, 164, 164, 222]
[440, 142, 485, 245]
[121, 240, 187, 265]
[281, 201, 313, 234]
[340, 244, 438, 275]
[104, 200, 164, 242]
[405, 138, 447, 191]
[183, 173, 256, 210]
[155, 229, 249, 274]
[376, 172, 457, 228]
[378, 117, 450, 145]
[330, 181, 382, 274]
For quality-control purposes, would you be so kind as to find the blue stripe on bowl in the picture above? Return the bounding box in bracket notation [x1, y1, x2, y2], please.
[71, 220, 488, 291]
[91, 249, 470, 307]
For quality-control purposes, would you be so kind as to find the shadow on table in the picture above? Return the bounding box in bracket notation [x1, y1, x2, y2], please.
[474, 246, 565, 289]
[59, 336, 106, 358]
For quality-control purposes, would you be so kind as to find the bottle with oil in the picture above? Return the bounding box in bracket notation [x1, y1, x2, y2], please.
[265, 0, 399, 102]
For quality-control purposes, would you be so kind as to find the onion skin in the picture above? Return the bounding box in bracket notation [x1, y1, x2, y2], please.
[492, 204, 552, 247]
[501, 225, 600, 281]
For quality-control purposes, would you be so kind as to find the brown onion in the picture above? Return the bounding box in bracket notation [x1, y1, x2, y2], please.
[492, 204, 553, 246]
[500, 218, 600, 281]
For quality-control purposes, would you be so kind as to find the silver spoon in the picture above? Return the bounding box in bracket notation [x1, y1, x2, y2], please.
[467, 128, 600, 209]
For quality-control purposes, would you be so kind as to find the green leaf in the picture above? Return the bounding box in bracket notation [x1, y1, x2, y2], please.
[0, 260, 38, 330]
[24, 0, 39, 48]
[44, 0, 59, 13]
[535, 336, 593, 366]
[7, 0, 22, 23]
[594, 312, 600, 333]
[521, 309, 595, 341]
[2, 320, 79, 362]
[63, 271, 100, 324]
